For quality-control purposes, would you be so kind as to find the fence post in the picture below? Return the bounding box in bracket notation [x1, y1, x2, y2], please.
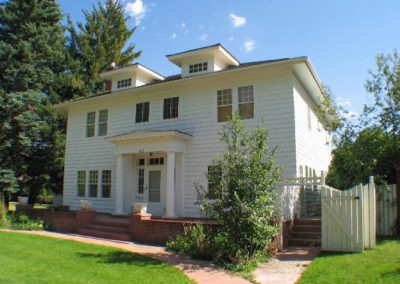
[368, 176, 376, 249]
[321, 172, 326, 186]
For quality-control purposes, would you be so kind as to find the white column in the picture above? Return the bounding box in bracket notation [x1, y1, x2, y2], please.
[115, 154, 124, 214]
[164, 151, 176, 217]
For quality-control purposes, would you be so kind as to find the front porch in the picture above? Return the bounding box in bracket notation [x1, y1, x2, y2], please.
[105, 130, 192, 217]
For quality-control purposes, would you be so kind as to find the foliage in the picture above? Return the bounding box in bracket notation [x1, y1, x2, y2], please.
[167, 224, 216, 261]
[194, 113, 281, 266]
[0, 232, 192, 283]
[5, 214, 46, 231]
[298, 239, 400, 283]
[326, 50, 400, 189]
[0, 195, 10, 228]
[66, 0, 141, 98]
[314, 85, 343, 132]
[0, 0, 66, 203]
[0, 0, 66, 102]
[326, 126, 397, 189]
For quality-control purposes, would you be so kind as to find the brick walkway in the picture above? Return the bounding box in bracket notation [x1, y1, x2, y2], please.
[3, 230, 319, 284]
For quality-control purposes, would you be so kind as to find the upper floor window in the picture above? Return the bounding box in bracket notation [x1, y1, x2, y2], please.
[189, 62, 208, 74]
[163, 97, 179, 119]
[101, 170, 112, 198]
[238, 85, 254, 119]
[98, 109, 108, 136]
[217, 89, 232, 122]
[136, 102, 150, 123]
[117, 78, 132, 89]
[77, 171, 86, 197]
[86, 112, 96, 137]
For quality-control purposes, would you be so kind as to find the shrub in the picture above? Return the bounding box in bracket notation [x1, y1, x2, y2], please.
[6, 214, 46, 231]
[169, 113, 281, 270]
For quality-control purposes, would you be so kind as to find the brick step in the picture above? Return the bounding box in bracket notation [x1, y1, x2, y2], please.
[292, 225, 321, 233]
[288, 238, 320, 247]
[295, 218, 321, 226]
[87, 224, 130, 234]
[77, 229, 131, 241]
[290, 231, 321, 239]
[92, 218, 129, 228]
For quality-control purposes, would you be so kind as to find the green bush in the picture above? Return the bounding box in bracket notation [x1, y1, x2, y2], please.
[167, 224, 216, 260]
[6, 214, 46, 231]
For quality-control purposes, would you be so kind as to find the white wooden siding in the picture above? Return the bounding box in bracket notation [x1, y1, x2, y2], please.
[293, 76, 332, 177]
[63, 65, 329, 215]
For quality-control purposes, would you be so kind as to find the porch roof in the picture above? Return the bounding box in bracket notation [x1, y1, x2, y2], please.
[104, 130, 192, 154]
[104, 130, 192, 142]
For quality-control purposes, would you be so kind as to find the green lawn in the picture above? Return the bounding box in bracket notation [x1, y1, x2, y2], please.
[298, 239, 400, 284]
[0, 232, 192, 284]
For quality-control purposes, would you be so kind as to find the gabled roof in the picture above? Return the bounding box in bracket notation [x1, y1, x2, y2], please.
[167, 44, 240, 67]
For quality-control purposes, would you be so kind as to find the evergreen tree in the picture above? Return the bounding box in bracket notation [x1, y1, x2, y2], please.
[67, 0, 141, 98]
[0, 0, 66, 203]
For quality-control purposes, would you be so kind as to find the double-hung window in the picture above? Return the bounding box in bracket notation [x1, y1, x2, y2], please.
[86, 112, 96, 137]
[89, 170, 98, 198]
[101, 170, 111, 198]
[98, 110, 108, 136]
[136, 102, 150, 123]
[77, 171, 86, 197]
[217, 89, 232, 122]
[163, 97, 179, 119]
[238, 85, 254, 119]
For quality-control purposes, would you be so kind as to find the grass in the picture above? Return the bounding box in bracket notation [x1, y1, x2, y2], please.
[298, 238, 400, 284]
[0, 232, 192, 284]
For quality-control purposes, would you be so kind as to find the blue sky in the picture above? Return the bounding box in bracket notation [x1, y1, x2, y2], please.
[58, 0, 400, 116]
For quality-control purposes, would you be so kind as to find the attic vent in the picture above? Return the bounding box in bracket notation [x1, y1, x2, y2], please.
[189, 62, 208, 74]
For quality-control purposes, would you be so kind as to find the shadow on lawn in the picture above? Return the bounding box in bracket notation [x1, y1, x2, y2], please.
[77, 251, 168, 267]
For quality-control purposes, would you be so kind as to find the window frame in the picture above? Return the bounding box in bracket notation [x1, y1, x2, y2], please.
[117, 78, 132, 89]
[101, 170, 112, 198]
[189, 62, 208, 74]
[217, 89, 232, 122]
[77, 171, 86, 197]
[86, 112, 96, 137]
[135, 102, 150, 123]
[163, 97, 179, 119]
[238, 85, 254, 119]
[98, 109, 108, 136]
[89, 170, 99, 198]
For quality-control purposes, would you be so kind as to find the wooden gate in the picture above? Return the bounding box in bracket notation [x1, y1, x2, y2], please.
[321, 177, 376, 252]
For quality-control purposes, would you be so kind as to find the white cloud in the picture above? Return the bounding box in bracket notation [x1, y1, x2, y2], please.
[126, 0, 147, 26]
[229, 13, 246, 27]
[181, 22, 186, 28]
[243, 39, 255, 52]
[337, 97, 352, 107]
[199, 34, 208, 41]
[172, 33, 177, 39]
[228, 36, 235, 41]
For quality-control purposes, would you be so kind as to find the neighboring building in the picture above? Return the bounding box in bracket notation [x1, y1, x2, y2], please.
[57, 44, 333, 217]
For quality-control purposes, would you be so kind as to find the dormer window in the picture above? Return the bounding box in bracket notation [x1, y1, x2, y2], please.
[117, 78, 132, 88]
[189, 62, 208, 74]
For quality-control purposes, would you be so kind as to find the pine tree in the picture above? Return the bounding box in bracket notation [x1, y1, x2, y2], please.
[0, 0, 66, 203]
[67, 0, 141, 98]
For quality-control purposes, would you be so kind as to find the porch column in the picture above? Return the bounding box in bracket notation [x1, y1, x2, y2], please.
[115, 154, 124, 214]
[165, 151, 176, 217]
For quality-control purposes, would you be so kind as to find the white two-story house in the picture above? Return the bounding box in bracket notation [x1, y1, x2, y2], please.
[57, 44, 333, 217]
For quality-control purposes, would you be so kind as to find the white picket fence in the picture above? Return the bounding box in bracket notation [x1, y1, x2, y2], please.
[377, 184, 397, 236]
[321, 177, 376, 252]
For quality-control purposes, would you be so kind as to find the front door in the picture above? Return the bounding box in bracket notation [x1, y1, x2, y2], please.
[147, 169, 163, 215]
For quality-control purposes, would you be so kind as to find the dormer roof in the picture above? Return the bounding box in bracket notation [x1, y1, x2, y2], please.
[166, 44, 240, 68]
[100, 63, 165, 81]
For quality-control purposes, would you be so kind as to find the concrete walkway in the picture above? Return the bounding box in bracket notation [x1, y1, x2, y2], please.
[2, 230, 319, 284]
